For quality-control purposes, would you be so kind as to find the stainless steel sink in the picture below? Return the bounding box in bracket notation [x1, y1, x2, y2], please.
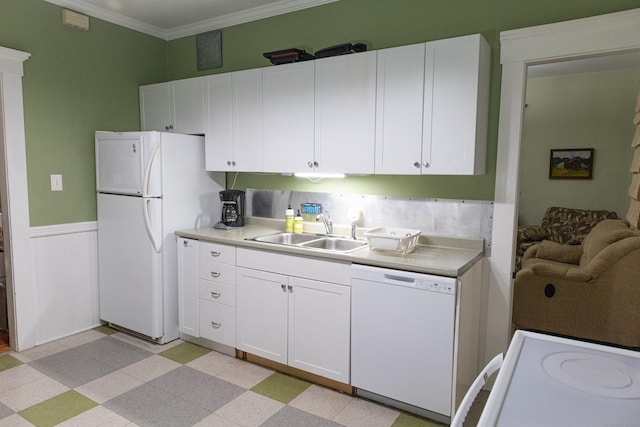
[301, 237, 368, 252]
[254, 232, 320, 245]
[249, 232, 368, 253]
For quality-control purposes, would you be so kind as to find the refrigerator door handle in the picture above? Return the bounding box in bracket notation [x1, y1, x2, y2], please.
[142, 140, 161, 198]
[143, 197, 161, 253]
[142, 140, 161, 253]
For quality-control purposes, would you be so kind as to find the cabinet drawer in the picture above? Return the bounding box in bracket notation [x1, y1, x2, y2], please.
[198, 260, 236, 286]
[199, 299, 236, 347]
[198, 241, 236, 265]
[198, 280, 236, 306]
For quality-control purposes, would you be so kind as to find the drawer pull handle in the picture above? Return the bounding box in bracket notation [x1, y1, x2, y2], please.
[210, 291, 221, 298]
[210, 271, 221, 278]
[210, 251, 220, 257]
[211, 321, 221, 328]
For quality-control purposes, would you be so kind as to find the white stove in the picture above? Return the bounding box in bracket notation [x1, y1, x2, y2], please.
[479, 331, 640, 426]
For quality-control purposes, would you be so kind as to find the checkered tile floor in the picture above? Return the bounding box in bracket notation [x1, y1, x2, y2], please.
[0, 327, 443, 426]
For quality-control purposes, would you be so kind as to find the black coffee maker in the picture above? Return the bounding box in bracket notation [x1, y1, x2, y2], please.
[214, 190, 245, 229]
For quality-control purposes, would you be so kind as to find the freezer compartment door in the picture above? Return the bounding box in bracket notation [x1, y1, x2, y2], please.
[95, 131, 162, 196]
[97, 193, 163, 339]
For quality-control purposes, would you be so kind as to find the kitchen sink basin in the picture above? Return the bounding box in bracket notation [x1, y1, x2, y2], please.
[249, 232, 368, 253]
[254, 232, 320, 245]
[301, 237, 368, 252]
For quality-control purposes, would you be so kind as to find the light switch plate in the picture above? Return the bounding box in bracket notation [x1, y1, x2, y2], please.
[51, 174, 63, 191]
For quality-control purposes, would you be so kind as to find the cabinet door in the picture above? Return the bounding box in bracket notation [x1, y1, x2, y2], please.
[139, 82, 170, 132]
[263, 62, 315, 173]
[233, 69, 263, 171]
[288, 277, 351, 383]
[426, 34, 490, 175]
[375, 43, 427, 175]
[171, 77, 205, 135]
[314, 51, 377, 174]
[205, 74, 233, 171]
[177, 238, 199, 336]
[236, 267, 288, 364]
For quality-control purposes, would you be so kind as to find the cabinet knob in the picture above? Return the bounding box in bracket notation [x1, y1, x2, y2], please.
[211, 291, 221, 298]
[182, 240, 189, 246]
[313, 161, 319, 168]
[210, 251, 220, 257]
[231, 160, 236, 166]
[210, 271, 221, 278]
[210, 321, 221, 328]
[227, 160, 232, 166]
[287, 285, 293, 292]
[422, 161, 430, 168]
[413, 161, 421, 168]
[307, 161, 313, 168]
[281, 284, 286, 291]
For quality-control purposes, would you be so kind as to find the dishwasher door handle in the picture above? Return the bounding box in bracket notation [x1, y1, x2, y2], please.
[384, 274, 416, 285]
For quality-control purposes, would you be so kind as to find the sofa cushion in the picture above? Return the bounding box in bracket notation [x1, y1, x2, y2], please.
[580, 219, 639, 267]
[535, 240, 583, 264]
[541, 207, 618, 245]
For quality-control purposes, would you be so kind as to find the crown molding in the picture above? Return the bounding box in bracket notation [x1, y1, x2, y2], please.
[45, 0, 339, 41]
[500, 7, 640, 64]
[0, 46, 31, 76]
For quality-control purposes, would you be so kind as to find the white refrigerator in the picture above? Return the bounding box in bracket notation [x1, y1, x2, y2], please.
[95, 131, 225, 343]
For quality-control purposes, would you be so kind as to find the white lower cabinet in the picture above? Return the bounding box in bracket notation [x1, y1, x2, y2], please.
[236, 248, 351, 383]
[177, 238, 237, 347]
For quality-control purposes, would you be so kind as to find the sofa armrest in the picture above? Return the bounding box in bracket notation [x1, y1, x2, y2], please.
[517, 225, 549, 243]
[528, 263, 592, 282]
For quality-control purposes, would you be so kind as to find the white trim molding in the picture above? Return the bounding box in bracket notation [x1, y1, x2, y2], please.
[30, 221, 97, 238]
[488, 7, 640, 366]
[44, 0, 340, 40]
[0, 45, 32, 351]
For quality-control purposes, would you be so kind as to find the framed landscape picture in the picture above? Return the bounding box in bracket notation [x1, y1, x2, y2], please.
[549, 148, 594, 179]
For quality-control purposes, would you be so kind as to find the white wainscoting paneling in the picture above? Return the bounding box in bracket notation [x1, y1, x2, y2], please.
[30, 221, 99, 345]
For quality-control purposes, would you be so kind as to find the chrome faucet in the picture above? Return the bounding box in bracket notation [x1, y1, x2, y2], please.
[316, 213, 333, 235]
[351, 222, 357, 240]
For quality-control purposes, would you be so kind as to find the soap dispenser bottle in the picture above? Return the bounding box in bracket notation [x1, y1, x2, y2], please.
[293, 210, 304, 234]
[285, 205, 295, 233]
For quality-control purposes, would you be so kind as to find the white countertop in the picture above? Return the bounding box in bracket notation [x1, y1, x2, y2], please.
[175, 217, 484, 277]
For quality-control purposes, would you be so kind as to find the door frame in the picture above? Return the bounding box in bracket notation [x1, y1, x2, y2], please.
[0, 46, 33, 351]
[487, 8, 640, 364]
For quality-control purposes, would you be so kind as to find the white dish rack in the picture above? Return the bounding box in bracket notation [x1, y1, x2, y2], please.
[364, 227, 421, 254]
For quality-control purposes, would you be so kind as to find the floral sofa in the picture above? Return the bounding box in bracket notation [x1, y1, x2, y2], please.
[515, 206, 617, 271]
[512, 219, 640, 348]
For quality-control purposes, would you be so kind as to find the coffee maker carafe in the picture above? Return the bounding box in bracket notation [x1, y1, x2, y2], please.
[214, 190, 245, 229]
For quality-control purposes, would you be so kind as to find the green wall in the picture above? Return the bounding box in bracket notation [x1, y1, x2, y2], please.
[519, 69, 639, 226]
[167, 0, 640, 202]
[0, 0, 166, 226]
[1, 0, 640, 225]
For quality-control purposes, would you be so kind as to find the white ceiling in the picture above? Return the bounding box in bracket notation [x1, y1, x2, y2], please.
[45, 0, 339, 40]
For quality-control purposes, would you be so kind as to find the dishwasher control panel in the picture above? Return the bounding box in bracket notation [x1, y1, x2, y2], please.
[415, 278, 456, 294]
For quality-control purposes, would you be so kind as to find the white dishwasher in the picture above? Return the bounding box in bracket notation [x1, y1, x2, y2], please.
[351, 264, 457, 423]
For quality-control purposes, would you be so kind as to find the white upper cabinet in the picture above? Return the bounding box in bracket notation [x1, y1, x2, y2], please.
[427, 34, 490, 175]
[314, 51, 377, 174]
[262, 61, 315, 173]
[139, 82, 170, 132]
[375, 43, 431, 174]
[139, 77, 205, 135]
[375, 34, 490, 175]
[205, 73, 233, 171]
[205, 69, 263, 171]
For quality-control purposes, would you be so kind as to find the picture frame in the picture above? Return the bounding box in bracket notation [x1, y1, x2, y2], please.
[549, 148, 594, 179]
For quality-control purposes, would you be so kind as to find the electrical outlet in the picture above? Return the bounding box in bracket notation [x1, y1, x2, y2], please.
[50, 174, 63, 191]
